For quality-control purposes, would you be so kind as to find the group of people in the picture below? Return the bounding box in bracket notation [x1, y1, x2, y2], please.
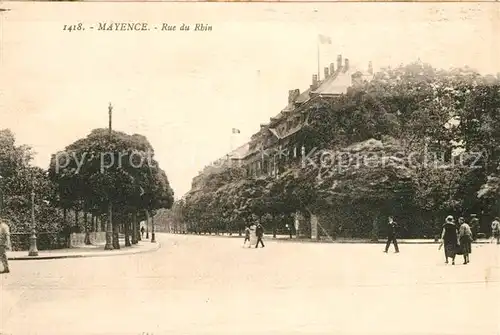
[440, 216, 474, 265]
[383, 214, 500, 265]
[243, 221, 265, 248]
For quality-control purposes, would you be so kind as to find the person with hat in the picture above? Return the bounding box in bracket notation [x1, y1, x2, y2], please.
[440, 215, 459, 265]
[383, 216, 399, 253]
[491, 217, 500, 245]
[255, 222, 265, 248]
[0, 218, 11, 274]
[243, 224, 251, 247]
[458, 217, 473, 264]
[469, 215, 479, 241]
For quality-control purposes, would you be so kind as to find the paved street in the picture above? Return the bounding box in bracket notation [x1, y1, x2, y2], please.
[1, 233, 499, 335]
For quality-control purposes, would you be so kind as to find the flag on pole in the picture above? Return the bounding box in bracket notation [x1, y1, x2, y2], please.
[231, 128, 241, 134]
[318, 34, 332, 44]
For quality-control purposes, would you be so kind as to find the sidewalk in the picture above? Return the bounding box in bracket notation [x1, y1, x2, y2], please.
[270, 236, 493, 244]
[187, 233, 493, 245]
[8, 238, 161, 261]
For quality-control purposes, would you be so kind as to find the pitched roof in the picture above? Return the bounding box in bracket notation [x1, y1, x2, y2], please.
[228, 143, 250, 160]
[312, 68, 353, 96]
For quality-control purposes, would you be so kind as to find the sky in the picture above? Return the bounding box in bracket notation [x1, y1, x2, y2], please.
[1, 2, 499, 198]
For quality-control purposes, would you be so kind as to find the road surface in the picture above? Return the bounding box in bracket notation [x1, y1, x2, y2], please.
[1, 233, 499, 335]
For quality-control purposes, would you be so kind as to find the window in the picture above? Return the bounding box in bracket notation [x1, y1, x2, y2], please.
[295, 115, 301, 126]
[279, 125, 286, 134]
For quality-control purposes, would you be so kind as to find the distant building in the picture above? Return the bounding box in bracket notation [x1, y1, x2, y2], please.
[189, 142, 251, 193]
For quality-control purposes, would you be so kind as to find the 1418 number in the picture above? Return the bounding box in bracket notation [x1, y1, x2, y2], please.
[63, 23, 84, 32]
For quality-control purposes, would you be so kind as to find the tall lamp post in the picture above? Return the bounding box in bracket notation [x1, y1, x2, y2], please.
[28, 173, 38, 256]
[104, 102, 114, 250]
[144, 164, 156, 243]
[151, 211, 156, 243]
[0, 175, 4, 217]
[144, 209, 156, 243]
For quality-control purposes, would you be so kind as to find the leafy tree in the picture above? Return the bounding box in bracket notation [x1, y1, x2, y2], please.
[1, 129, 65, 250]
[49, 128, 174, 248]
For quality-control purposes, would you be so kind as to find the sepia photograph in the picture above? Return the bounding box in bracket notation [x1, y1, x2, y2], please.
[1, 2, 499, 335]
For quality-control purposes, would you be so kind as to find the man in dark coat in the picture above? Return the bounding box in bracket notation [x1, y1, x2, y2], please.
[384, 216, 399, 253]
[469, 215, 479, 241]
[255, 222, 265, 248]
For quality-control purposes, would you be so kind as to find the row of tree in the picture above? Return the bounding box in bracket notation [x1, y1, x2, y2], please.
[175, 62, 500, 239]
[0, 129, 66, 249]
[0, 128, 174, 250]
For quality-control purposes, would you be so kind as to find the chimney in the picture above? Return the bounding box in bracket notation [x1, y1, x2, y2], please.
[344, 58, 349, 72]
[368, 61, 373, 75]
[329, 63, 335, 75]
[324, 67, 329, 79]
[311, 74, 319, 89]
[337, 55, 342, 72]
[288, 89, 300, 104]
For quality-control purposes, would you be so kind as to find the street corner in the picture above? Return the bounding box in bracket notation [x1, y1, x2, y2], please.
[8, 240, 161, 261]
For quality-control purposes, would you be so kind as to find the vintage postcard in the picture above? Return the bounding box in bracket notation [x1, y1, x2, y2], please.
[0, 2, 499, 335]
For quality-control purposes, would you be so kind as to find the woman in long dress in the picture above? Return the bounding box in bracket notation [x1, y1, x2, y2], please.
[458, 217, 473, 264]
[440, 215, 459, 265]
[248, 222, 257, 248]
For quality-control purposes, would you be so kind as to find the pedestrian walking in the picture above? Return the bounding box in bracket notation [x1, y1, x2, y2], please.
[255, 222, 265, 248]
[469, 215, 479, 241]
[458, 217, 473, 264]
[383, 216, 399, 253]
[248, 222, 257, 248]
[141, 226, 145, 238]
[243, 225, 250, 246]
[491, 217, 500, 245]
[0, 218, 11, 274]
[440, 215, 459, 265]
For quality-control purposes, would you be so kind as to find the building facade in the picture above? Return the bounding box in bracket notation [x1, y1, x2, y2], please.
[190, 54, 373, 189]
[239, 55, 373, 178]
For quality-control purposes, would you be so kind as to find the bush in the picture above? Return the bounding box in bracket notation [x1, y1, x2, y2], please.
[10, 232, 67, 251]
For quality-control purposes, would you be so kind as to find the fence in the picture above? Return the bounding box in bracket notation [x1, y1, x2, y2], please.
[10, 232, 108, 251]
[10, 232, 68, 251]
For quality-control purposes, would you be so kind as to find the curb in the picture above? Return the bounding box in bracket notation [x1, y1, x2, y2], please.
[8, 242, 161, 261]
[270, 239, 491, 245]
[178, 234, 493, 245]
